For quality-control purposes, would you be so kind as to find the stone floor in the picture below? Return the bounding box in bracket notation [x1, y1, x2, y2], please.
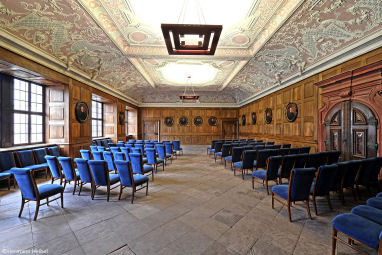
[0, 146, 376, 255]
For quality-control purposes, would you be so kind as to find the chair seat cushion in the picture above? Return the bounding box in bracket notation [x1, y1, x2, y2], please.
[225, 156, 232, 162]
[0, 172, 11, 179]
[271, 185, 289, 199]
[367, 197, 382, 210]
[38, 184, 64, 199]
[233, 162, 242, 169]
[109, 174, 120, 185]
[252, 170, 266, 180]
[26, 163, 48, 171]
[332, 213, 382, 249]
[207, 146, 211, 149]
[156, 158, 164, 163]
[133, 174, 149, 185]
[351, 205, 382, 225]
[166, 153, 172, 158]
[216, 152, 222, 157]
[142, 158, 148, 163]
[143, 165, 154, 173]
[377, 192, 382, 198]
[210, 149, 215, 153]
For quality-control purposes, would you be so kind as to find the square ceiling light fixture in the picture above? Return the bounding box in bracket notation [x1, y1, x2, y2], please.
[161, 24, 222, 55]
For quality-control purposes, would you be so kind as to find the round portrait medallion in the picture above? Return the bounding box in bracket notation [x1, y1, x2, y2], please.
[75, 102, 89, 123]
[251, 112, 257, 125]
[265, 108, 273, 124]
[241, 114, 246, 126]
[208, 116, 217, 126]
[164, 116, 174, 127]
[194, 116, 203, 126]
[179, 116, 188, 126]
[285, 102, 298, 122]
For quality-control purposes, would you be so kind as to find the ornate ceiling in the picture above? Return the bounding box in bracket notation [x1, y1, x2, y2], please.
[0, 0, 381, 106]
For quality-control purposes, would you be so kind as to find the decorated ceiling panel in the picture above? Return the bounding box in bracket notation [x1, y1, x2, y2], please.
[0, 0, 381, 106]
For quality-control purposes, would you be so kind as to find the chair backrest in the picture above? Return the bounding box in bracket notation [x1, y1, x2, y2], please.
[272, 145, 281, 149]
[33, 148, 47, 164]
[278, 148, 290, 156]
[145, 143, 154, 148]
[165, 143, 173, 154]
[255, 145, 265, 151]
[116, 143, 124, 148]
[145, 148, 156, 165]
[88, 160, 108, 186]
[129, 139, 136, 143]
[282, 144, 291, 148]
[289, 168, 316, 201]
[95, 140, 102, 146]
[144, 140, 150, 143]
[256, 140, 263, 143]
[255, 149, 271, 169]
[90, 145, 98, 152]
[317, 151, 329, 166]
[243, 145, 254, 151]
[299, 146, 311, 154]
[288, 148, 300, 155]
[280, 154, 296, 179]
[115, 160, 134, 187]
[74, 158, 92, 183]
[156, 144, 166, 159]
[357, 158, 378, 187]
[173, 140, 181, 150]
[58, 157, 76, 181]
[221, 144, 232, 157]
[269, 149, 280, 156]
[47, 146, 60, 157]
[266, 141, 275, 145]
[305, 153, 321, 169]
[110, 147, 120, 153]
[340, 160, 361, 188]
[108, 143, 117, 148]
[16, 150, 35, 167]
[103, 151, 115, 171]
[80, 150, 91, 160]
[120, 147, 130, 161]
[135, 144, 144, 152]
[313, 164, 338, 196]
[242, 150, 257, 169]
[0, 152, 16, 172]
[92, 151, 103, 160]
[45, 155, 61, 179]
[129, 153, 143, 174]
[231, 147, 244, 163]
[125, 144, 133, 150]
[267, 156, 283, 180]
[327, 151, 341, 164]
[97, 146, 105, 152]
[294, 153, 308, 168]
[11, 168, 37, 200]
[102, 139, 109, 148]
[136, 140, 143, 143]
[113, 152, 125, 161]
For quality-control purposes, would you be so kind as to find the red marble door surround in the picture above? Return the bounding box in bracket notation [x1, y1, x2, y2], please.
[315, 60, 382, 155]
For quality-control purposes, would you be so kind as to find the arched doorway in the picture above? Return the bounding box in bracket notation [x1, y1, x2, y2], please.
[324, 100, 377, 161]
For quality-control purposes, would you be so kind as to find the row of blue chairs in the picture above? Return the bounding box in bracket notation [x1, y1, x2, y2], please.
[207, 139, 275, 155]
[332, 193, 382, 254]
[0, 146, 60, 190]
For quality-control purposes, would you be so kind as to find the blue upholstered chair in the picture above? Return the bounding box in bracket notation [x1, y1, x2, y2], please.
[327, 151, 341, 164]
[128, 139, 136, 143]
[145, 143, 155, 149]
[278, 154, 295, 184]
[145, 148, 164, 172]
[288, 148, 299, 155]
[80, 150, 91, 160]
[90, 145, 98, 152]
[366, 197, 382, 209]
[272, 168, 316, 222]
[114, 160, 149, 203]
[282, 144, 291, 148]
[253, 149, 271, 170]
[156, 144, 168, 165]
[134, 144, 144, 154]
[252, 155, 283, 194]
[15, 150, 48, 178]
[33, 148, 48, 165]
[12, 168, 64, 220]
[92, 151, 103, 160]
[103, 151, 116, 172]
[144, 140, 150, 143]
[120, 147, 130, 162]
[278, 148, 289, 156]
[101, 139, 109, 148]
[305, 153, 323, 169]
[47, 146, 60, 157]
[299, 146, 311, 154]
[173, 140, 183, 156]
[108, 143, 117, 148]
[87, 160, 120, 201]
[124, 144, 133, 150]
[207, 140, 218, 155]
[113, 152, 126, 161]
[351, 205, 382, 225]
[58, 157, 80, 195]
[116, 143, 124, 148]
[136, 140, 143, 143]
[294, 153, 308, 168]
[311, 164, 337, 215]
[45, 156, 64, 185]
[234, 150, 256, 179]
[225, 147, 243, 170]
[338, 160, 361, 204]
[356, 158, 380, 198]
[331, 213, 382, 254]
[213, 142, 223, 161]
[129, 153, 154, 181]
[97, 146, 105, 152]
[266, 141, 275, 145]
[110, 147, 120, 154]
[73, 158, 93, 196]
[95, 140, 102, 146]
[216, 144, 231, 163]
[0, 151, 17, 189]
[165, 143, 174, 162]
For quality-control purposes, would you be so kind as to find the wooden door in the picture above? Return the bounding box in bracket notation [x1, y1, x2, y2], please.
[143, 120, 160, 141]
[325, 101, 377, 160]
[222, 120, 238, 140]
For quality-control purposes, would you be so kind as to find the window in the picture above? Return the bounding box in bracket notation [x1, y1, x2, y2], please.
[13, 79, 45, 145]
[125, 109, 129, 136]
[92, 100, 103, 137]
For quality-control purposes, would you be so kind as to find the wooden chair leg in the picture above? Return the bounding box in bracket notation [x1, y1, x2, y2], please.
[306, 200, 312, 219]
[107, 186, 110, 202]
[287, 201, 292, 222]
[60, 192, 64, 208]
[313, 196, 318, 216]
[118, 185, 123, 200]
[146, 182, 149, 195]
[33, 200, 40, 221]
[7, 177, 10, 190]
[46, 197, 49, 206]
[13, 176, 16, 188]
[327, 194, 333, 210]
[241, 168, 244, 180]
[78, 182, 83, 196]
[131, 188, 135, 204]
[72, 180, 77, 195]
[331, 228, 337, 255]
[152, 170, 154, 181]
[51, 178, 54, 184]
[265, 180, 269, 195]
[252, 177, 254, 189]
[91, 186, 95, 200]
[18, 198, 25, 217]
[271, 193, 274, 209]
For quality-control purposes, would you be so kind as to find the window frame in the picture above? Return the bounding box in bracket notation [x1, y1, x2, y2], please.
[12, 78, 46, 146]
[92, 99, 104, 138]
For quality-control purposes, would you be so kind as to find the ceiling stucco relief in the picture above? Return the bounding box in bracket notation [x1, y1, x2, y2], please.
[230, 0, 382, 102]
